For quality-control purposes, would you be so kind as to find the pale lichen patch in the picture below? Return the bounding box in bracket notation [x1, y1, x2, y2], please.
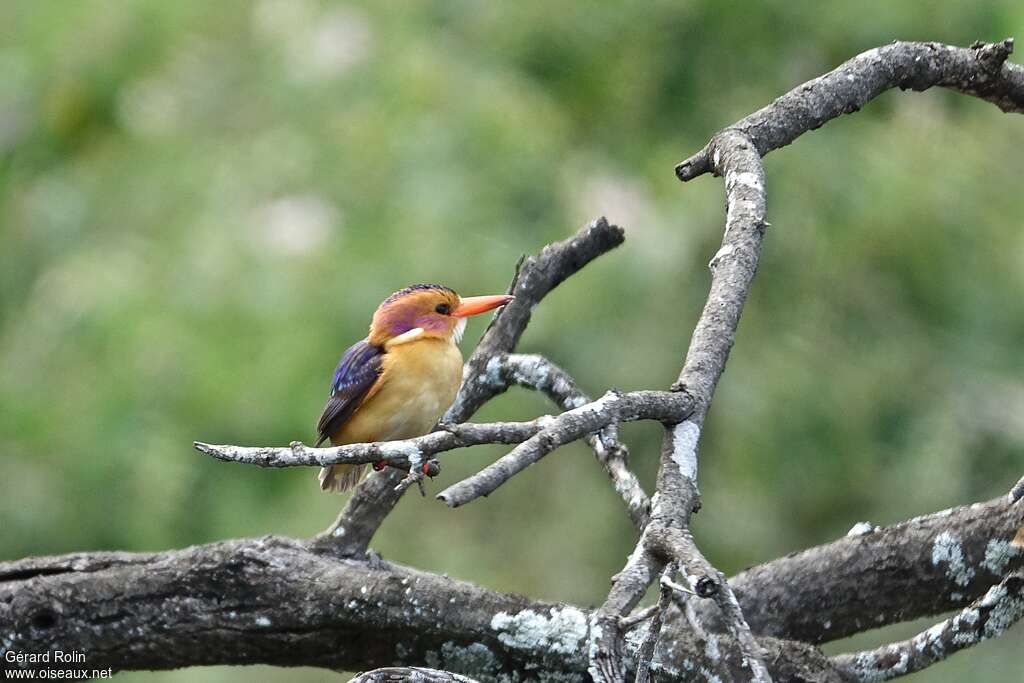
[481, 356, 505, 388]
[511, 354, 550, 388]
[490, 606, 588, 656]
[708, 244, 735, 270]
[932, 532, 976, 588]
[982, 539, 1022, 575]
[585, 616, 603, 682]
[725, 171, 763, 193]
[670, 421, 700, 484]
[564, 395, 588, 409]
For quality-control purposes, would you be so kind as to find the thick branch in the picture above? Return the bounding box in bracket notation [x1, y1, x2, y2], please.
[710, 484, 1024, 644]
[831, 572, 1024, 682]
[0, 538, 840, 682]
[676, 39, 1024, 181]
[1, 482, 1018, 679]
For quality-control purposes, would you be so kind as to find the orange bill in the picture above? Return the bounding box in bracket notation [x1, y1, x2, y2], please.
[452, 294, 515, 317]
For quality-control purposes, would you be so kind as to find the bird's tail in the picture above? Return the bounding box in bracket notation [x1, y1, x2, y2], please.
[318, 464, 366, 493]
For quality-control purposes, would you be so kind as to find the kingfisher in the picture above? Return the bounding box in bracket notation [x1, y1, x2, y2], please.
[315, 284, 514, 492]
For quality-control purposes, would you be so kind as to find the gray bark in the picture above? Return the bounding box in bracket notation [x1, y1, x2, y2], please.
[0, 537, 839, 682]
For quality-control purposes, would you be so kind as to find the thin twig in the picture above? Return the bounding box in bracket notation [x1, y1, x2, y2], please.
[437, 390, 691, 508]
[619, 604, 660, 631]
[194, 391, 686, 479]
[635, 563, 677, 683]
[493, 353, 651, 529]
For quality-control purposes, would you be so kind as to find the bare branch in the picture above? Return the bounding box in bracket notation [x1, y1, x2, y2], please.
[619, 604, 660, 631]
[676, 39, 1024, 182]
[831, 572, 1024, 682]
[590, 128, 770, 683]
[437, 390, 690, 508]
[656, 529, 772, 683]
[0, 538, 842, 682]
[488, 353, 651, 529]
[710, 481, 1024, 644]
[2, 478, 1018, 679]
[634, 563, 676, 683]
[195, 390, 683, 487]
[1010, 474, 1024, 503]
[195, 422, 544, 471]
[198, 351, 652, 529]
[588, 531, 661, 683]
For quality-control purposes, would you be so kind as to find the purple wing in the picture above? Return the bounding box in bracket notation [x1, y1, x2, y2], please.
[315, 339, 384, 446]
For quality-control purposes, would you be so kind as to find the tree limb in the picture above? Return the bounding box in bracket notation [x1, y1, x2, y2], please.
[1, 477, 1018, 680]
[0, 537, 841, 682]
[634, 563, 676, 683]
[831, 572, 1024, 682]
[485, 353, 650, 530]
[193, 390, 686, 477]
[676, 39, 1024, 182]
[590, 128, 770, 683]
[446, 217, 626, 424]
[709, 482, 1024, 644]
[436, 390, 690, 508]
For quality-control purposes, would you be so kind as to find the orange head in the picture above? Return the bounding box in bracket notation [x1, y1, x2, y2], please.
[368, 284, 513, 346]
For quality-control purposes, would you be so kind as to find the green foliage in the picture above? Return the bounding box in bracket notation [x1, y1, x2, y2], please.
[1, 1, 1022, 680]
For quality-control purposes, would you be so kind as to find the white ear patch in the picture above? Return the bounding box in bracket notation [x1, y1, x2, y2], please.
[452, 317, 467, 344]
[388, 327, 426, 346]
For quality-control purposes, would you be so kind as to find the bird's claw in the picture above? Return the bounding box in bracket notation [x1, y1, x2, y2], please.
[372, 459, 390, 472]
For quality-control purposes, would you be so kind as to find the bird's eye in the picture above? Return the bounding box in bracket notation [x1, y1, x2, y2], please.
[435, 303, 451, 315]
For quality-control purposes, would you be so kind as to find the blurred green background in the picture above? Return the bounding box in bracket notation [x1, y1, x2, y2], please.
[2, 1, 1022, 680]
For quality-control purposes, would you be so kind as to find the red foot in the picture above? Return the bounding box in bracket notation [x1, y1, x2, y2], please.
[372, 459, 389, 472]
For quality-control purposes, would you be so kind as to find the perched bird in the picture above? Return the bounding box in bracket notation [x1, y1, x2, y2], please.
[315, 284, 514, 492]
